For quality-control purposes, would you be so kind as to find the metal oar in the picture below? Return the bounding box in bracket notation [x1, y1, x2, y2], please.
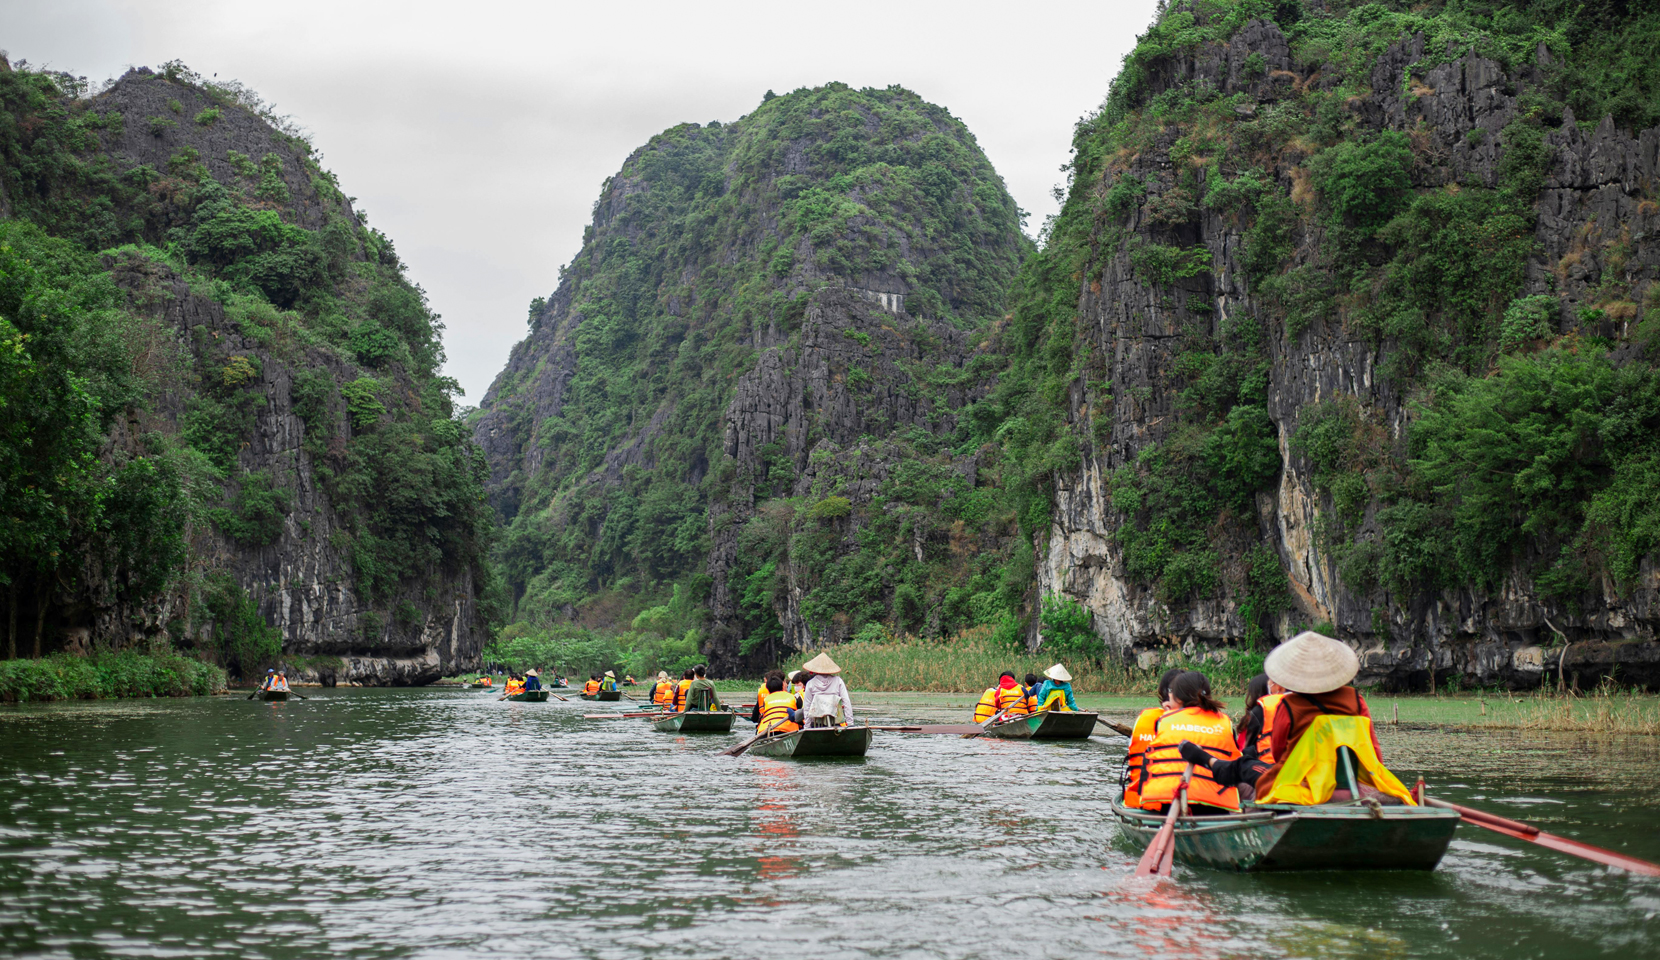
[1134, 763, 1192, 878]
[1424, 796, 1660, 876]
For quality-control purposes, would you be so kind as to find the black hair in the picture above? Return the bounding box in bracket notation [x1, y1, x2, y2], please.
[682, 668, 695, 680]
[1238, 673, 1270, 727]
[1169, 671, 1226, 714]
[764, 670, 786, 693]
[1024, 673, 1041, 688]
[694, 664, 707, 677]
[1158, 667, 1185, 702]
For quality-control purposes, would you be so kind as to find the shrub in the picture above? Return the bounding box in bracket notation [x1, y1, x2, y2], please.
[341, 377, 385, 429]
[1040, 594, 1100, 661]
[1309, 132, 1413, 233]
[1499, 294, 1557, 351]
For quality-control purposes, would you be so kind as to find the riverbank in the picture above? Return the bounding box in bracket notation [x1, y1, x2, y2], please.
[0, 651, 227, 703]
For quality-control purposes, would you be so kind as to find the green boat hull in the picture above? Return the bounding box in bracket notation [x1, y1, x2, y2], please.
[259, 690, 288, 702]
[507, 691, 550, 702]
[746, 726, 873, 758]
[982, 710, 1098, 739]
[652, 711, 736, 733]
[581, 691, 622, 701]
[1112, 800, 1460, 872]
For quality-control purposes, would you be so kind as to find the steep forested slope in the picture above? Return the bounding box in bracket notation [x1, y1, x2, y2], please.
[474, 84, 1030, 671]
[1006, 0, 1660, 688]
[0, 58, 490, 682]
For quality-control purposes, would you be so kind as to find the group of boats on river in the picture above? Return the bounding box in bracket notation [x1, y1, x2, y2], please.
[275, 631, 1660, 879]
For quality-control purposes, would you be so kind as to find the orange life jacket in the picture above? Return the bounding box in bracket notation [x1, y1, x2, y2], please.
[994, 682, 1031, 716]
[1139, 706, 1241, 812]
[506, 680, 524, 695]
[675, 679, 692, 711]
[652, 682, 674, 706]
[759, 690, 800, 735]
[583, 680, 600, 695]
[973, 688, 998, 723]
[1121, 706, 1164, 809]
[1255, 693, 1286, 765]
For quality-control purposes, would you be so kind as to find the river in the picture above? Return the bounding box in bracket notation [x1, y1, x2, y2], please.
[2, 689, 1656, 959]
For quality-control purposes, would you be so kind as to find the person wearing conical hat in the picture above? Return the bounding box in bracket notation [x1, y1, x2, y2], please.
[523, 668, 543, 692]
[1250, 631, 1391, 802]
[600, 670, 619, 693]
[1034, 663, 1078, 712]
[799, 652, 854, 726]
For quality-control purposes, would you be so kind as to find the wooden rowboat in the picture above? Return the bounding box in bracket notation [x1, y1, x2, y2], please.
[506, 691, 550, 702]
[746, 726, 872, 758]
[581, 691, 622, 701]
[981, 709, 1098, 739]
[651, 711, 736, 733]
[1111, 800, 1460, 872]
[259, 690, 288, 702]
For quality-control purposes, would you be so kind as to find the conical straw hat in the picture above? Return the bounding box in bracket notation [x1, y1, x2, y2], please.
[1265, 631, 1359, 694]
[603, 670, 615, 679]
[525, 669, 538, 677]
[1044, 663, 1072, 682]
[803, 652, 841, 675]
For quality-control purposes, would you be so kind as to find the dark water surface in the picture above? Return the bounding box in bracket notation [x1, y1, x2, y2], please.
[2, 689, 1656, 959]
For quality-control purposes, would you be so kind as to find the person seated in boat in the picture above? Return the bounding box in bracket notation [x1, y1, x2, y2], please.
[505, 673, 525, 696]
[974, 671, 1032, 723]
[1249, 632, 1416, 807]
[258, 669, 276, 691]
[624, 675, 637, 686]
[583, 675, 601, 696]
[789, 670, 807, 696]
[1137, 671, 1241, 816]
[757, 671, 802, 735]
[800, 653, 853, 726]
[685, 665, 721, 711]
[1121, 667, 1185, 808]
[600, 671, 620, 693]
[267, 671, 290, 693]
[523, 669, 542, 692]
[1177, 672, 1284, 804]
[650, 671, 675, 707]
[670, 669, 693, 711]
[1034, 663, 1078, 712]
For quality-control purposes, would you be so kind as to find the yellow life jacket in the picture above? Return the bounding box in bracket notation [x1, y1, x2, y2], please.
[973, 688, 998, 723]
[1258, 715, 1416, 806]
[1040, 688, 1071, 712]
[1121, 706, 1164, 809]
[759, 690, 800, 735]
[994, 683, 1031, 716]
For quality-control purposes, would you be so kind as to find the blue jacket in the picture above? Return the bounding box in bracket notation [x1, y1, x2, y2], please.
[1035, 679, 1078, 711]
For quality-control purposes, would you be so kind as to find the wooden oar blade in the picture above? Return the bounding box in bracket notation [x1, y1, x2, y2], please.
[1134, 811, 1177, 877]
[1427, 797, 1660, 876]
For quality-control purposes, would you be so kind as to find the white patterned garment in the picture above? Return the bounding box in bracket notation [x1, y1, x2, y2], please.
[801, 674, 854, 724]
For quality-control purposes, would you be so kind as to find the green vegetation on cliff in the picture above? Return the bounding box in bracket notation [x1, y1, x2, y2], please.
[0, 60, 490, 675]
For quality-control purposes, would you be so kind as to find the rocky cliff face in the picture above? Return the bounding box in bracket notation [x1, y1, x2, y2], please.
[1, 62, 488, 683]
[1031, 6, 1660, 689]
[475, 84, 1028, 671]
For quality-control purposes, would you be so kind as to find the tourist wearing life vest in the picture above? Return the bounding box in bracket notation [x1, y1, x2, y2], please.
[1181, 672, 1285, 803]
[651, 671, 675, 707]
[685, 665, 721, 711]
[505, 673, 525, 696]
[1120, 668, 1184, 809]
[757, 671, 802, 735]
[583, 675, 601, 695]
[788, 671, 807, 696]
[673, 669, 694, 711]
[1034, 663, 1077, 711]
[1249, 632, 1414, 805]
[269, 671, 290, 693]
[1139, 671, 1241, 814]
[258, 669, 276, 691]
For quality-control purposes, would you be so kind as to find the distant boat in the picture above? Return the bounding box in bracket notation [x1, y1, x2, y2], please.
[1111, 800, 1460, 871]
[981, 709, 1098, 740]
[746, 726, 872, 758]
[259, 690, 288, 702]
[652, 711, 736, 733]
[506, 691, 550, 702]
[582, 691, 622, 701]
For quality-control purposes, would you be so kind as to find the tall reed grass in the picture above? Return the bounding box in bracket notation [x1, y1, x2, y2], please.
[812, 630, 1263, 695]
[1477, 684, 1660, 735]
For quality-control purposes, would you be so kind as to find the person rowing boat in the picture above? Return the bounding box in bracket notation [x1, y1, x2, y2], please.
[1033, 663, 1077, 711]
[523, 669, 542, 693]
[799, 653, 853, 727]
[684, 665, 721, 711]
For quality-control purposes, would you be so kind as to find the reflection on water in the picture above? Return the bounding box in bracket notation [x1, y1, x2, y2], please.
[1, 690, 1656, 959]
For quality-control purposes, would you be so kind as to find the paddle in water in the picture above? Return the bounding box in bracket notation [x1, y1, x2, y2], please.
[1096, 718, 1133, 737]
[1134, 763, 1192, 878]
[1424, 795, 1660, 876]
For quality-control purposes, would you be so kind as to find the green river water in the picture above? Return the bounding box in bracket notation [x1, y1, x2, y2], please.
[2, 688, 1656, 959]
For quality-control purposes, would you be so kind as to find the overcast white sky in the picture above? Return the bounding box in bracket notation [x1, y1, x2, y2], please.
[6, 0, 1159, 402]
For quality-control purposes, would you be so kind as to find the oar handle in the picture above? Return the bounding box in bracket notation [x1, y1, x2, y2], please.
[1423, 797, 1538, 836]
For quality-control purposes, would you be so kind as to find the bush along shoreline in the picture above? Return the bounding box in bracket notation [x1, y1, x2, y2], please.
[0, 651, 227, 703]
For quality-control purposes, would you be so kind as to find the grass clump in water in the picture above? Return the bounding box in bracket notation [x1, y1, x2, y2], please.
[0, 650, 227, 703]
